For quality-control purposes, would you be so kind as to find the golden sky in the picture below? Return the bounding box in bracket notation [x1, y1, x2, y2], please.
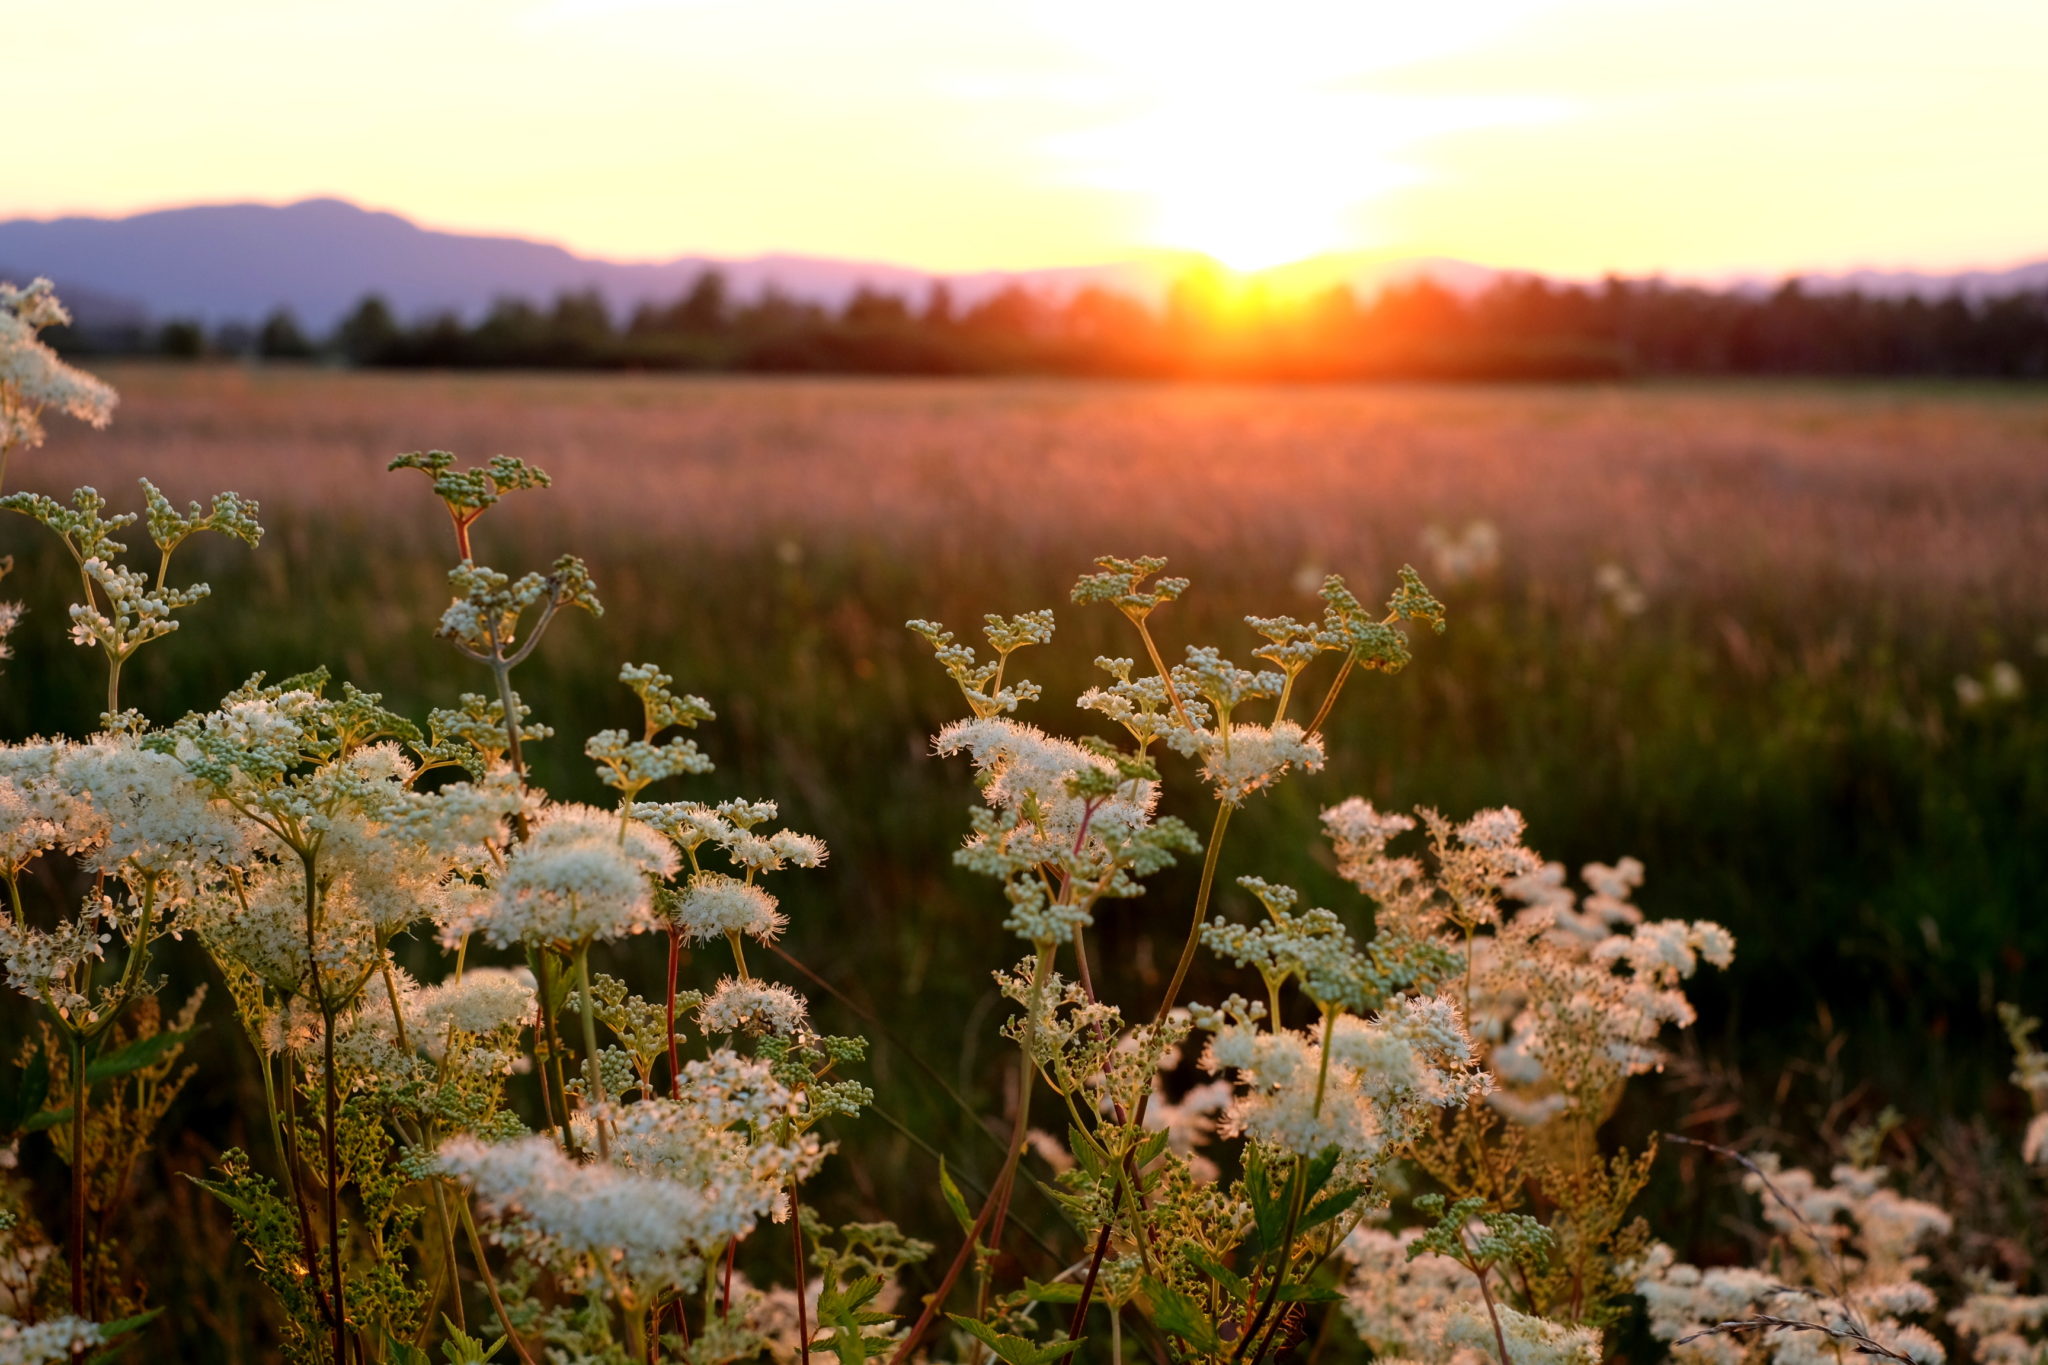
[15, 0, 2048, 275]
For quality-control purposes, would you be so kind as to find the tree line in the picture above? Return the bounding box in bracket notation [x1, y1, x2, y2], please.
[53, 267, 2048, 379]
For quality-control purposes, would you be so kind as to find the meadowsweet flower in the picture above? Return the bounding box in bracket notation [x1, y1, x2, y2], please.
[1203, 1002, 1487, 1166]
[413, 965, 534, 1036]
[1949, 1283, 2048, 1365]
[0, 914, 108, 1018]
[1337, 1226, 1474, 1361]
[1438, 1300, 1600, 1365]
[934, 717, 1156, 848]
[441, 1134, 741, 1293]
[482, 802, 675, 946]
[0, 1312, 107, 1365]
[0, 278, 118, 456]
[670, 871, 786, 944]
[697, 977, 809, 1036]
[1195, 721, 1325, 806]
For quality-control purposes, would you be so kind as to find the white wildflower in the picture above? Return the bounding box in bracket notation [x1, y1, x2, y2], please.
[670, 872, 786, 944]
[697, 977, 809, 1036]
[482, 803, 676, 946]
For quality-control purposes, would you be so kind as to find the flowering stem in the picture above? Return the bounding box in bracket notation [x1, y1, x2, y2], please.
[1152, 803, 1233, 1026]
[573, 943, 612, 1160]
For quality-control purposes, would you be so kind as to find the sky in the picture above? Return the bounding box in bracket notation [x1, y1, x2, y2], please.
[14, 0, 2048, 277]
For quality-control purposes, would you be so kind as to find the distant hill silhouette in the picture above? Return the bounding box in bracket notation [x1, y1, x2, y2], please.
[0, 198, 1517, 330]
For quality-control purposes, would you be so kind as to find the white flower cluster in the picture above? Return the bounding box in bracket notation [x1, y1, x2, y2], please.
[0, 1313, 107, 1365]
[480, 803, 676, 946]
[0, 278, 117, 455]
[934, 717, 1156, 851]
[440, 1134, 737, 1293]
[1635, 1161, 1955, 1365]
[442, 1048, 822, 1295]
[1322, 797, 1735, 1126]
[1203, 996, 1488, 1166]
[1339, 1226, 1598, 1365]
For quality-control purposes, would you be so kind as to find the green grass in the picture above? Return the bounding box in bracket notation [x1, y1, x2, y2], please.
[3, 367, 2044, 1358]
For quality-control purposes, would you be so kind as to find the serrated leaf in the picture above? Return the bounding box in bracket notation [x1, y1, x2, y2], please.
[1068, 1124, 1106, 1177]
[948, 1315, 1082, 1365]
[86, 1027, 200, 1083]
[383, 1333, 431, 1365]
[1300, 1184, 1365, 1233]
[1140, 1277, 1223, 1355]
[1184, 1246, 1249, 1301]
[1133, 1127, 1172, 1167]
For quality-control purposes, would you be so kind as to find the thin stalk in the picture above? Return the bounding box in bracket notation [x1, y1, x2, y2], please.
[321, 1007, 348, 1365]
[1473, 1267, 1512, 1365]
[665, 928, 683, 1100]
[1152, 803, 1233, 1026]
[789, 1179, 812, 1365]
[1304, 654, 1357, 738]
[457, 1197, 539, 1365]
[278, 1053, 337, 1331]
[1132, 618, 1193, 731]
[67, 1030, 86, 1317]
[574, 944, 611, 1160]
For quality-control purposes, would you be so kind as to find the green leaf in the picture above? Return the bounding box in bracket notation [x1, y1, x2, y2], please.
[1300, 1184, 1365, 1233]
[1068, 1124, 1107, 1177]
[22, 1105, 73, 1133]
[383, 1333, 432, 1365]
[185, 1174, 260, 1222]
[938, 1158, 974, 1234]
[1133, 1127, 1173, 1168]
[82, 1308, 162, 1364]
[86, 1027, 200, 1083]
[1272, 1284, 1344, 1304]
[1140, 1277, 1223, 1355]
[1183, 1246, 1249, 1301]
[948, 1316, 1083, 1365]
[1016, 1279, 1084, 1305]
[438, 1316, 507, 1363]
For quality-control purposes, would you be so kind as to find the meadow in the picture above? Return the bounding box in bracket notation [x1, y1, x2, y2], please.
[3, 363, 2045, 1361]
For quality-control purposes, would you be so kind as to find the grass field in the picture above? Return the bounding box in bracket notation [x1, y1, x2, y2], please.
[6, 365, 2047, 1355]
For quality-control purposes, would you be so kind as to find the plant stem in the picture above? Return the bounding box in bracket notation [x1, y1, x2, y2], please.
[321, 1006, 348, 1365]
[789, 1179, 811, 1365]
[68, 1030, 86, 1317]
[458, 1197, 539, 1365]
[1305, 655, 1357, 738]
[665, 928, 683, 1100]
[1152, 803, 1233, 1026]
[574, 943, 611, 1160]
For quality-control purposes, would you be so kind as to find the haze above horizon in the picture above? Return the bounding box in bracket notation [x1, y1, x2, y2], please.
[14, 0, 2048, 278]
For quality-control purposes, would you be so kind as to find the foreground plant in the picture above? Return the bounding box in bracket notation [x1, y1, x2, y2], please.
[1, 281, 2043, 1365]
